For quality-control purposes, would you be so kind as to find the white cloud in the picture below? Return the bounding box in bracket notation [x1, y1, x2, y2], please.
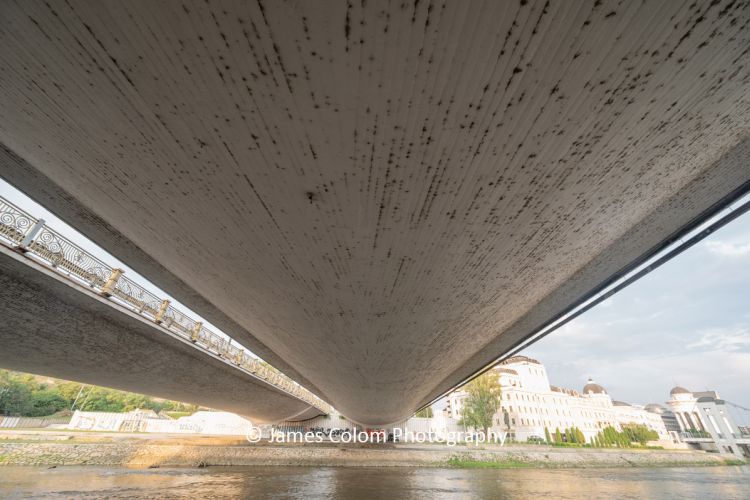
[685, 325, 750, 352]
[705, 240, 750, 256]
[518, 211, 750, 408]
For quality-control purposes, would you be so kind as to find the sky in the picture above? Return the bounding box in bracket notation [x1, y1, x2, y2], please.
[1, 178, 749, 410]
[521, 203, 750, 409]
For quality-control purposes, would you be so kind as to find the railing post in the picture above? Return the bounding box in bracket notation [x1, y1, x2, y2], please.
[101, 268, 123, 296]
[19, 218, 45, 250]
[190, 321, 202, 342]
[155, 299, 170, 323]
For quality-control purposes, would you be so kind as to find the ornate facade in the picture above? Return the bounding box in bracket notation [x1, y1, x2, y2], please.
[446, 356, 669, 443]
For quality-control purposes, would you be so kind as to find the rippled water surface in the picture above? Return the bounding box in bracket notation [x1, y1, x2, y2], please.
[1, 465, 748, 499]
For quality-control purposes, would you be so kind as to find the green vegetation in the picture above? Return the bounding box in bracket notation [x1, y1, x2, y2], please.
[513, 424, 660, 448]
[415, 406, 434, 418]
[562, 426, 586, 444]
[621, 423, 659, 445]
[164, 411, 194, 420]
[447, 456, 532, 469]
[0, 369, 198, 417]
[723, 459, 747, 466]
[683, 428, 711, 438]
[591, 425, 658, 448]
[458, 372, 501, 436]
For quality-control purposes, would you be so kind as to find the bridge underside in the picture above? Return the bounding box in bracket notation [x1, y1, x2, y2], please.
[1, 1, 750, 424]
[0, 246, 321, 423]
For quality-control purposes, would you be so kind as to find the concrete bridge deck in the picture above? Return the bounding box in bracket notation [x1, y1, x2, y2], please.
[0, 243, 322, 423]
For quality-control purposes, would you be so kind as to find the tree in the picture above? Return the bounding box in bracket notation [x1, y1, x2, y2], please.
[621, 424, 658, 445]
[28, 388, 68, 417]
[565, 427, 574, 443]
[458, 372, 501, 437]
[576, 427, 585, 445]
[0, 369, 200, 417]
[415, 406, 433, 418]
[597, 425, 641, 448]
[0, 373, 33, 416]
[554, 427, 562, 443]
[544, 426, 551, 443]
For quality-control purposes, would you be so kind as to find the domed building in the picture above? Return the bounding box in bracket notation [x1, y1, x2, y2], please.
[583, 378, 607, 395]
[669, 387, 696, 408]
[446, 358, 668, 444]
[666, 386, 749, 458]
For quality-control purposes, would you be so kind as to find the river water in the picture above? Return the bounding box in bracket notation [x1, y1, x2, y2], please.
[0, 465, 748, 499]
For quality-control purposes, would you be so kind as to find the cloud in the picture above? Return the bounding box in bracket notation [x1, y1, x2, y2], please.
[515, 209, 750, 409]
[685, 325, 750, 352]
[705, 240, 750, 256]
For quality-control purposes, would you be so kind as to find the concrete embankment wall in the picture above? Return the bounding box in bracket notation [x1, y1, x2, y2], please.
[0, 442, 731, 468]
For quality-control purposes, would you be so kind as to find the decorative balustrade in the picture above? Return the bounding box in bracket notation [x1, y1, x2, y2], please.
[0, 195, 333, 415]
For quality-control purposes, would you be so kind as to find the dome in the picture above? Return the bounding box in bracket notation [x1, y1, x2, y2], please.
[670, 386, 690, 395]
[582, 378, 607, 395]
[645, 404, 665, 414]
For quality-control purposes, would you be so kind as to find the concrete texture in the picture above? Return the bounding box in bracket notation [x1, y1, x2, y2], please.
[0, 245, 321, 423]
[1, 1, 750, 424]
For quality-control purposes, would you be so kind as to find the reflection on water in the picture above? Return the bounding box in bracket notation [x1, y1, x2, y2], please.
[0, 465, 748, 499]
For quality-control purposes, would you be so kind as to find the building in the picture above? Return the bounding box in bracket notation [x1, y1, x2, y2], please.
[666, 386, 750, 458]
[644, 403, 682, 439]
[447, 356, 669, 443]
[611, 401, 671, 441]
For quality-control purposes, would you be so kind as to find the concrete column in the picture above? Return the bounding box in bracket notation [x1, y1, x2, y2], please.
[101, 268, 123, 296]
[693, 411, 707, 432]
[683, 412, 695, 430]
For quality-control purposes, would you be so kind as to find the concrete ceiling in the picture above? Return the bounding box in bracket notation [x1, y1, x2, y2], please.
[1, 0, 749, 425]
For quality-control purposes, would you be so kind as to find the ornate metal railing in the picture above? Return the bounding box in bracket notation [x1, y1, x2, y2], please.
[0, 196, 333, 415]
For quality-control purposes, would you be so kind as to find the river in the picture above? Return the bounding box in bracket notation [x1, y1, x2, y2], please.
[0, 465, 748, 498]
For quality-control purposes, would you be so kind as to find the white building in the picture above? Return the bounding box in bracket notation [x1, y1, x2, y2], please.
[447, 356, 668, 443]
[666, 386, 750, 458]
[611, 401, 671, 441]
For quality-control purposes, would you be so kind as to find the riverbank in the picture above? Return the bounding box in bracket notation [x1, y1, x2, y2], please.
[0, 430, 741, 468]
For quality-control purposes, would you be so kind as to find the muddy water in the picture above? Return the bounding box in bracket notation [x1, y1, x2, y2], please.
[0, 465, 748, 499]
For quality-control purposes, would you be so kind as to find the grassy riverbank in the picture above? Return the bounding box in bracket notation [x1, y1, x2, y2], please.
[445, 455, 746, 469]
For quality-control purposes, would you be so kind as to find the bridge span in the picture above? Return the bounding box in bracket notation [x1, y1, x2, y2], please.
[0, 198, 330, 423]
[1, 1, 750, 424]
